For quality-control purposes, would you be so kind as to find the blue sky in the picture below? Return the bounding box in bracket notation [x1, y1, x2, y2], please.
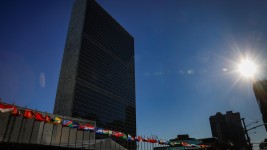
[0, 0, 267, 146]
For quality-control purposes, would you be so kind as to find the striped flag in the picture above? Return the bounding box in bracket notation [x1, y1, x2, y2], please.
[0, 103, 14, 113]
[79, 123, 95, 131]
[103, 129, 109, 134]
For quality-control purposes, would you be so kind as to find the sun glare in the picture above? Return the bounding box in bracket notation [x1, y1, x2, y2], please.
[238, 59, 257, 78]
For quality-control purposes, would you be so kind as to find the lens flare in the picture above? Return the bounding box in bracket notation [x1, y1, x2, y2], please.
[238, 59, 257, 78]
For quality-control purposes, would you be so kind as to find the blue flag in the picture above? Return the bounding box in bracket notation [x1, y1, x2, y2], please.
[71, 122, 79, 128]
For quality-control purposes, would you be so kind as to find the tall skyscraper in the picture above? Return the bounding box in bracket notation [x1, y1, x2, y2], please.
[253, 80, 267, 131]
[54, 0, 136, 139]
[209, 111, 247, 149]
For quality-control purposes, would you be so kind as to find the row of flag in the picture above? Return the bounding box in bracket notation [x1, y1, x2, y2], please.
[0, 103, 207, 148]
[0, 103, 171, 145]
[0, 103, 95, 131]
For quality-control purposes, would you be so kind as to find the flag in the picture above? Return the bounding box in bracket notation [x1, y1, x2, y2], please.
[0, 103, 14, 113]
[121, 134, 127, 140]
[137, 136, 143, 142]
[108, 130, 113, 135]
[24, 109, 35, 118]
[62, 120, 73, 127]
[71, 122, 79, 128]
[78, 124, 94, 131]
[142, 137, 148, 142]
[83, 124, 95, 131]
[35, 112, 45, 122]
[96, 128, 103, 134]
[134, 136, 139, 142]
[128, 134, 134, 141]
[54, 117, 62, 124]
[131, 136, 135, 141]
[45, 115, 54, 123]
[11, 106, 21, 116]
[148, 138, 158, 143]
[112, 131, 125, 138]
[103, 129, 109, 135]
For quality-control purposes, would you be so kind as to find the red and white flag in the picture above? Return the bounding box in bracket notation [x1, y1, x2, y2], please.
[0, 103, 14, 113]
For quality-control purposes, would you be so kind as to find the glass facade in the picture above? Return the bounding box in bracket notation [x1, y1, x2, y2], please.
[54, 0, 136, 141]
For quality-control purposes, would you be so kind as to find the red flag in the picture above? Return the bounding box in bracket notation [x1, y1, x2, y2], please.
[143, 137, 148, 142]
[11, 106, 21, 116]
[0, 103, 14, 113]
[45, 115, 54, 123]
[148, 138, 158, 143]
[112, 131, 125, 138]
[24, 110, 35, 118]
[35, 112, 45, 121]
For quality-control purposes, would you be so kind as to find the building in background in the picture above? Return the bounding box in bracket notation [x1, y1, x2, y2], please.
[253, 80, 267, 131]
[209, 111, 247, 149]
[53, 0, 136, 148]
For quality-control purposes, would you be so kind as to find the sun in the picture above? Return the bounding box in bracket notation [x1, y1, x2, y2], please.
[238, 59, 257, 78]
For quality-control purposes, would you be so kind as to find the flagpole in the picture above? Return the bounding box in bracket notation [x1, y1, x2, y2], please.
[40, 111, 47, 144]
[119, 138, 120, 150]
[67, 126, 71, 147]
[146, 137, 149, 150]
[81, 128, 84, 149]
[21, 109, 32, 143]
[8, 112, 16, 142]
[16, 106, 26, 143]
[142, 137, 146, 149]
[141, 135, 143, 150]
[88, 129, 91, 149]
[50, 122, 55, 146]
[94, 129, 96, 150]
[29, 109, 37, 144]
[109, 134, 112, 149]
[143, 135, 145, 150]
[127, 139, 129, 150]
[100, 139, 102, 150]
[115, 137, 116, 149]
[59, 116, 64, 146]
[74, 128, 78, 148]
[105, 135, 107, 150]
[3, 103, 14, 142]
[142, 137, 146, 150]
